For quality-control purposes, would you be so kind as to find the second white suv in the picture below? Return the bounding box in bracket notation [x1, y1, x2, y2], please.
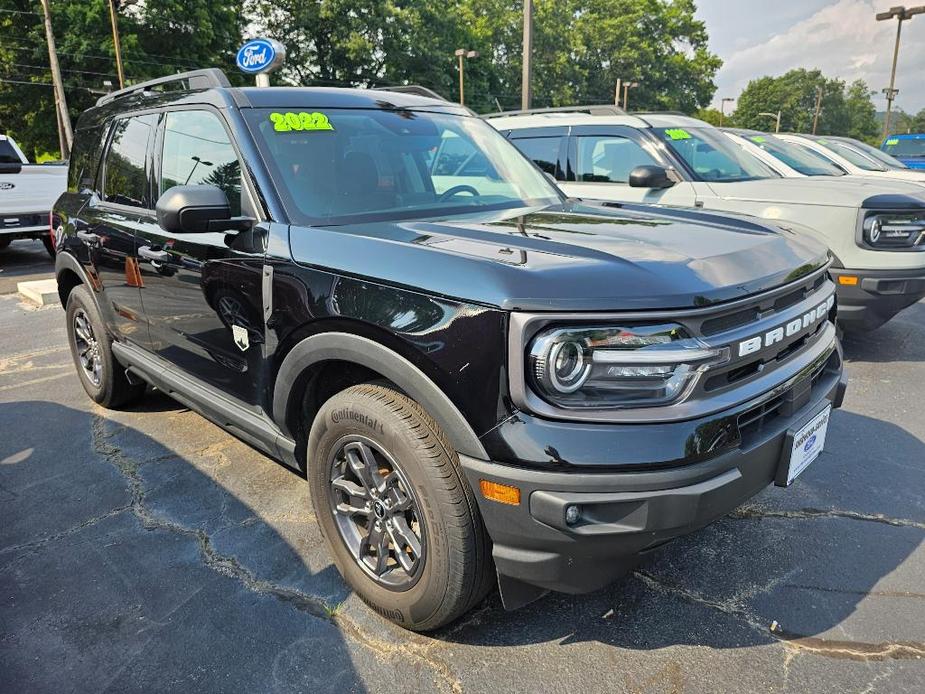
[488, 108, 925, 331]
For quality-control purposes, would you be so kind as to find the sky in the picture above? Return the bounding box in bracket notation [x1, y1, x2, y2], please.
[695, 0, 925, 114]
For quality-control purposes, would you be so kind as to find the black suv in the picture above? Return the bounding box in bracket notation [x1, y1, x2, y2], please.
[53, 69, 846, 631]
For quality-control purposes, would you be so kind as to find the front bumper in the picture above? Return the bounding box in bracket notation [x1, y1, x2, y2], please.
[460, 341, 846, 606]
[832, 267, 925, 331]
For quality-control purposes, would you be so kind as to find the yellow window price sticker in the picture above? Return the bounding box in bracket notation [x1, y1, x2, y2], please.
[664, 128, 691, 140]
[269, 112, 334, 132]
[750, 136, 766, 143]
[886, 138, 899, 145]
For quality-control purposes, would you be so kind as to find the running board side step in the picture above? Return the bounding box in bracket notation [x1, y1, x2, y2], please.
[111, 341, 300, 471]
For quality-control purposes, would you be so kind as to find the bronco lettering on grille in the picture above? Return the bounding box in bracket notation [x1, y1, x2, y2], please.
[737, 294, 835, 358]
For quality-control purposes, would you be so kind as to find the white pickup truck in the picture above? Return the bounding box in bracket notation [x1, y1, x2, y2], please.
[0, 135, 67, 257]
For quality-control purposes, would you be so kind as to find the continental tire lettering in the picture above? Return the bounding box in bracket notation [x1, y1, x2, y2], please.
[330, 408, 385, 434]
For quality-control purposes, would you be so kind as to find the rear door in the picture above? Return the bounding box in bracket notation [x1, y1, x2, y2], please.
[82, 114, 159, 340]
[133, 107, 266, 407]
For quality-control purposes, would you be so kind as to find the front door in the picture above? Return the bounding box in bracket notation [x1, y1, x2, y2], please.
[134, 108, 266, 407]
[560, 126, 698, 207]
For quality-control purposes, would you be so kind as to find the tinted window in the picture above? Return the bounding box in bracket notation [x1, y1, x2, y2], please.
[161, 110, 242, 215]
[575, 136, 659, 183]
[103, 115, 157, 208]
[741, 133, 843, 176]
[0, 138, 20, 164]
[67, 126, 106, 192]
[816, 139, 885, 171]
[884, 137, 925, 158]
[511, 137, 561, 176]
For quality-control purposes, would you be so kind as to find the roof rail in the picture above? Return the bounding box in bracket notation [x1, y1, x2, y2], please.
[482, 104, 626, 119]
[375, 85, 449, 102]
[96, 68, 232, 106]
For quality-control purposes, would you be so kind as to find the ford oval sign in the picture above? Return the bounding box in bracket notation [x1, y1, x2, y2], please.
[236, 38, 285, 75]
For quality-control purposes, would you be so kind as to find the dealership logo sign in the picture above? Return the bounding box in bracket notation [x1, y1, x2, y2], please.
[235, 38, 286, 75]
[737, 294, 835, 358]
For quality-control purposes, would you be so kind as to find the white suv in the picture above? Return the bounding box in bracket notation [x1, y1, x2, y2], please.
[776, 133, 925, 185]
[488, 108, 925, 331]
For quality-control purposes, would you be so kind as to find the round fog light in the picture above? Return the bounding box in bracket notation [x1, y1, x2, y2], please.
[565, 504, 581, 525]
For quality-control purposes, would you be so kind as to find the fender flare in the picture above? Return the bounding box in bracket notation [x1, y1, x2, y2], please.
[273, 332, 488, 460]
[54, 251, 96, 304]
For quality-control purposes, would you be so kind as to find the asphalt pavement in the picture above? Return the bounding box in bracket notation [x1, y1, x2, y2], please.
[1, 240, 923, 693]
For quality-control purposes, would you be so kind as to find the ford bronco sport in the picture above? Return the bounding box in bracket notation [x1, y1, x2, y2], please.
[54, 70, 846, 631]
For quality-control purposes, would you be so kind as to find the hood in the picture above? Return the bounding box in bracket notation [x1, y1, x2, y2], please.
[288, 202, 829, 311]
[706, 176, 925, 207]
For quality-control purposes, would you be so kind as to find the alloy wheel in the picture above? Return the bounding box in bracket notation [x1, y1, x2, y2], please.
[73, 309, 102, 386]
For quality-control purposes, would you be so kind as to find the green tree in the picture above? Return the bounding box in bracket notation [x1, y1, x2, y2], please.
[734, 69, 879, 140]
[695, 107, 733, 127]
[911, 108, 925, 132]
[0, 0, 244, 159]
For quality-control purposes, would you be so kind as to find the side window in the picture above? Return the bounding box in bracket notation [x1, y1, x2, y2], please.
[575, 135, 659, 183]
[103, 115, 157, 207]
[511, 137, 561, 177]
[67, 125, 106, 193]
[161, 110, 242, 216]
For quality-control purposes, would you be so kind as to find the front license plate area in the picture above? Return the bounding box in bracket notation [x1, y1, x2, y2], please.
[775, 404, 831, 487]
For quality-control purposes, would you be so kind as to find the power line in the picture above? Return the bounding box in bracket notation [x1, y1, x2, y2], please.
[9, 62, 123, 79]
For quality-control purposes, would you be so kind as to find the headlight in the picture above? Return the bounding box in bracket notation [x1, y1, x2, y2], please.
[863, 212, 925, 249]
[527, 323, 729, 409]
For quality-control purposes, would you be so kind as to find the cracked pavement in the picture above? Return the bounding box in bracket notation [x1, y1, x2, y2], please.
[1, 241, 923, 693]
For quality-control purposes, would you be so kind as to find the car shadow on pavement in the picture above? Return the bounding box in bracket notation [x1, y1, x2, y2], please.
[439, 409, 925, 657]
[0, 400, 368, 693]
[841, 300, 925, 364]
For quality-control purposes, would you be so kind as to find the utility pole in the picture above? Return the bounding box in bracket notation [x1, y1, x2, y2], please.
[720, 97, 734, 126]
[108, 0, 125, 89]
[454, 49, 478, 106]
[521, 0, 533, 110]
[614, 78, 622, 107]
[39, 0, 72, 158]
[812, 86, 823, 134]
[876, 5, 925, 139]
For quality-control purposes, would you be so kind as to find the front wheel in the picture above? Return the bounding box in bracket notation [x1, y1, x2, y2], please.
[308, 383, 493, 631]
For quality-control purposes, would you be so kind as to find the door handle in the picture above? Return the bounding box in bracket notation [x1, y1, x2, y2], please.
[76, 231, 100, 245]
[138, 246, 171, 263]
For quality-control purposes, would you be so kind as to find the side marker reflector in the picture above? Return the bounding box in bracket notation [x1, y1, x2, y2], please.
[837, 275, 859, 286]
[480, 479, 521, 506]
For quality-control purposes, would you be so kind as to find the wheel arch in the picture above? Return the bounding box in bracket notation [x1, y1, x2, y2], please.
[273, 331, 488, 461]
[55, 251, 93, 307]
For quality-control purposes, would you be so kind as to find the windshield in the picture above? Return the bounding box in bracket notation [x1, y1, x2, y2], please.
[244, 107, 561, 225]
[814, 138, 886, 171]
[883, 136, 925, 159]
[835, 137, 907, 169]
[655, 127, 778, 182]
[740, 133, 844, 176]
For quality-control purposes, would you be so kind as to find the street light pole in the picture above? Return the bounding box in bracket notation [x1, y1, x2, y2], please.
[720, 97, 734, 126]
[812, 86, 823, 134]
[876, 5, 925, 139]
[759, 111, 782, 133]
[454, 49, 478, 106]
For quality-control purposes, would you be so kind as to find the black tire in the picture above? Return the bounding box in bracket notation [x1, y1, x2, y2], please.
[308, 383, 493, 631]
[42, 234, 56, 258]
[0, 237, 11, 251]
[65, 285, 145, 408]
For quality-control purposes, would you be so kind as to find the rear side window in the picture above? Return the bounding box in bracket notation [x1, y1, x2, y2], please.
[67, 126, 106, 192]
[511, 137, 561, 177]
[160, 110, 242, 215]
[0, 138, 20, 164]
[103, 114, 158, 208]
[574, 135, 659, 183]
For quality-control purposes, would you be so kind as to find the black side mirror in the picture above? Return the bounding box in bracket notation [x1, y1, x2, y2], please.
[155, 185, 252, 234]
[628, 165, 675, 189]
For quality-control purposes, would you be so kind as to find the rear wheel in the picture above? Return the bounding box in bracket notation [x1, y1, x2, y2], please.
[308, 383, 493, 631]
[65, 285, 145, 407]
[0, 238, 10, 250]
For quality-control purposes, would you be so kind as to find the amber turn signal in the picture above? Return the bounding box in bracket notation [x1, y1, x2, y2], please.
[479, 479, 521, 505]
[837, 275, 859, 286]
